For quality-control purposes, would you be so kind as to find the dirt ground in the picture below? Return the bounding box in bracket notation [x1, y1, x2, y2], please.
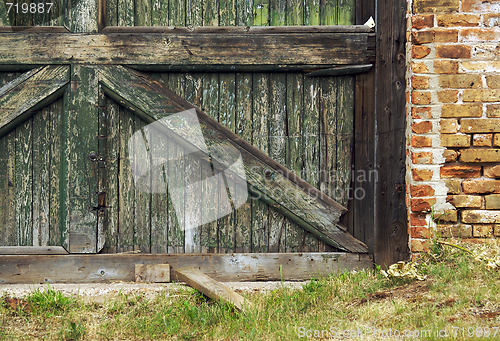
[0, 281, 306, 304]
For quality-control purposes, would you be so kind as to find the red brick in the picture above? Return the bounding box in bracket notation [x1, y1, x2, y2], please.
[460, 149, 500, 162]
[461, 119, 500, 133]
[484, 14, 500, 27]
[486, 104, 500, 118]
[434, 60, 459, 74]
[486, 75, 500, 88]
[412, 168, 434, 181]
[440, 119, 458, 133]
[444, 179, 461, 194]
[434, 210, 458, 222]
[436, 45, 471, 59]
[443, 150, 459, 162]
[412, 30, 434, 44]
[441, 104, 482, 118]
[462, 210, 500, 224]
[437, 14, 480, 27]
[411, 198, 436, 212]
[412, 92, 432, 105]
[412, 76, 430, 89]
[410, 213, 428, 226]
[411, 226, 432, 239]
[412, 121, 433, 133]
[440, 165, 480, 178]
[472, 134, 492, 147]
[440, 134, 471, 147]
[412, 15, 434, 29]
[411, 63, 429, 73]
[412, 151, 433, 164]
[412, 45, 431, 59]
[411, 239, 432, 253]
[412, 135, 433, 147]
[434, 29, 458, 42]
[463, 180, 500, 194]
[462, 0, 500, 11]
[473, 225, 494, 237]
[413, 0, 459, 13]
[436, 224, 472, 238]
[411, 184, 435, 197]
[448, 195, 482, 208]
[485, 194, 500, 209]
[461, 29, 500, 43]
[437, 90, 458, 103]
[412, 106, 432, 119]
[484, 165, 500, 178]
[439, 75, 481, 89]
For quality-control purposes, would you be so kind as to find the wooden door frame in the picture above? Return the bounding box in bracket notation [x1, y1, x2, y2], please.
[351, 0, 410, 266]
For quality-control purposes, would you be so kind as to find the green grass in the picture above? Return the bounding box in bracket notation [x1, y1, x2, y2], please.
[1, 239, 500, 340]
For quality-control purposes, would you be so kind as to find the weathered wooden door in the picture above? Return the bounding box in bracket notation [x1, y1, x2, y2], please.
[0, 0, 373, 255]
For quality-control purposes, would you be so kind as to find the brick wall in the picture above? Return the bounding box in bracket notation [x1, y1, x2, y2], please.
[407, 0, 500, 257]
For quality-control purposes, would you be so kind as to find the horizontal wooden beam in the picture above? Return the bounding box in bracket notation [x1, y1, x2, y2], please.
[0, 246, 68, 255]
[98, 66, 368, 253]
[0, 31, 375, 68]
[102, 25, 374, 34]
[0, 65, 70, 138]
[306, 64, 373, 77]
[0, 253, 373, 284]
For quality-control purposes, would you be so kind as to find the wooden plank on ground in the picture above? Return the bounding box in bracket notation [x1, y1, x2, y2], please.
[0, 246, 68, 255]
[0, 31, 376, 67]
[135, 264, 170, 282]
[0, 252, 373, 284]
[175, 266, 252, 311]
[0, 65, 70, 138]
[98, 65, 367, 252]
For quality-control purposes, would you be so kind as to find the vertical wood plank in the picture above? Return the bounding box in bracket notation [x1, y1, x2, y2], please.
[204, 0, 219, 26]
[0, 73, 17, 246]
[134, 117, 152, 253]
[106, 0, 118, 26]
[286, 0, 303, 25]
[118, 107, 135, 252]
[253, 0, 269, 26]
[336, 75, 354, 207]
[169, 0, 186, 26]
[184, 73, 203, 253]
[305, 0, 320, 25]
[0, 130, 16, 246]
[0, 1, 10, 26]
[218, 73, 237, 252]
[33, 109, 50, 246]
[320, 0, 337, 25]
[251, 73, 269, 253]
[186, 0, 203, 26]
[152, 0, 169, 26]
[118, 0, 135, 26]
[303, 76, 320, 190]
[101, 97, 119, 253]
[269, 0, 286, 26]
[338, 0, 354, 25]
[201, 73, 219, 252]
[166, 73, 185, 253]
[49, 99, 63, 247]
[285, 72, 305, 252]
[237, 0, 253, 26]
[220, 0, 236, 26]
[96, 86, 107, 252]
[234, 73, 252, 252]
[268, 73, 286, 252]
[15, 118, 33, 246]
[136, 0, 152, 26]
[375, 0, 410, 265]
[319, 77, 337, 201]
[67, 65, 98, 253]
